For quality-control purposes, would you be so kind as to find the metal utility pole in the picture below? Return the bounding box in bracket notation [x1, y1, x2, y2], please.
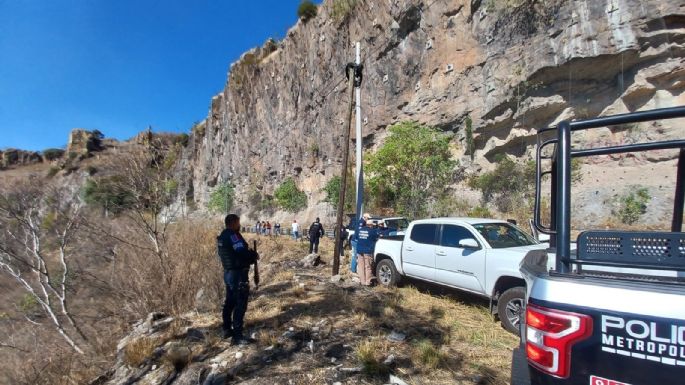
[354, 42, 364, 234]
[332, 57, 360, 276]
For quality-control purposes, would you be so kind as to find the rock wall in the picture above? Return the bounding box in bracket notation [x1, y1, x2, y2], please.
[67, 129, 103, 156]
[182, 0, 685, 225]
[0, 149, 42, 169]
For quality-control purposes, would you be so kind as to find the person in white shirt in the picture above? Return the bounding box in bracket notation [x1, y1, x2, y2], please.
[292, 220, 299, 240]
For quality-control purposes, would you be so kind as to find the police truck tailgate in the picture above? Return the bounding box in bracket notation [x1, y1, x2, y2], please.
[523, 272, 685, 385]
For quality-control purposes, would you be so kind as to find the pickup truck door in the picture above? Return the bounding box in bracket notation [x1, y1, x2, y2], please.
[435, 224, 486, 293]
[401, 223, 438, 281]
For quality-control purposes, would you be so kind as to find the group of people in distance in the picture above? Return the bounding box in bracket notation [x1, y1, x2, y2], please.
[254, 220, 281, 235]
[217, 213, 391, 345]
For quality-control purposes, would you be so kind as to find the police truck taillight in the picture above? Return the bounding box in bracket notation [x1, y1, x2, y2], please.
[526, 304, 593, 378]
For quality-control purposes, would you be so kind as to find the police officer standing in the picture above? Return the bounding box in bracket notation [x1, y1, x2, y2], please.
[308, 217, 325, 254]
[217, 214, 259, 345]
[355, 213, 379, 286]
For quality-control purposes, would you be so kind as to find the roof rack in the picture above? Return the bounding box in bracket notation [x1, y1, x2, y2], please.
[533, 106, 685, 273]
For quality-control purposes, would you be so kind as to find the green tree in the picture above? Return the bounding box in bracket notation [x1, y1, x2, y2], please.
[366, 121, 458, 218]
[297, 0, 317, 22]
[275, 178, 308, 212]
[207, 182, 235, 214]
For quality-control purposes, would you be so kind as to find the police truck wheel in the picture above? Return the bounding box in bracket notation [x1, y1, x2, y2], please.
[498, 286, 526, 335]
[376, 259, 400, 287]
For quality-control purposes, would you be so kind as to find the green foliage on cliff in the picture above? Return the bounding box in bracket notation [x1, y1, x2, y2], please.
[332, 0, 357, 21]
[469, 156, 582, 214]
[464, 116, 475, 161]
[323, 175, 354, 212]
[275, 178, 308, 212]
[367, 121, 457, 218]
[42, 148, 65, 161]
[208, 182, 235, 214]
[297, 0, 318, 22]
[82, 176, 135, 214]
[614, 186, 651, 225]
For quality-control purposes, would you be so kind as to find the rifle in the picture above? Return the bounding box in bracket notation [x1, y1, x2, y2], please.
[252, 240, 260, 289]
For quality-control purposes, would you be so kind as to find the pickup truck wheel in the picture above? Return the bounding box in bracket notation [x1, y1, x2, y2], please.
[376, 259, 400, 287]
[498, 286, 525, 335]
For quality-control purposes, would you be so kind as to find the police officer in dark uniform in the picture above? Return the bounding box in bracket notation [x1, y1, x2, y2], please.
[217, 214, 259, 345]
[356, 214, 379, 286]
[308, 217, 325, 254]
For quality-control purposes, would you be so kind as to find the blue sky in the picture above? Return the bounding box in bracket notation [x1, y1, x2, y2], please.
[0, 0, 319, 151]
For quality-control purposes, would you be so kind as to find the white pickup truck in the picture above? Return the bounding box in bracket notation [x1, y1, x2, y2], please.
[374, 217, 547, 334]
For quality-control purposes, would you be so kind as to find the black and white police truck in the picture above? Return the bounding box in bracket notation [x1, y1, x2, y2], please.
[511, 106, 685, 385]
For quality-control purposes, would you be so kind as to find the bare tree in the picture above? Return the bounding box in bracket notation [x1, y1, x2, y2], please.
[0, 179, 87, 354]
[84, 139, 183, 289]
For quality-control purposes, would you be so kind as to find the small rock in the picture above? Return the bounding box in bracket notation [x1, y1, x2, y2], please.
[330, 274, 343, 283]
[235, 351, 243, 359]
[308, 339, 315, 353]
[151, 364, 157, 370]
[387, 330, 406, 342]
[300, 253, 322, 267]
[220, 360, 228, 367]
[289, 327, 295, 332]
[250, 332, 258, 340]
[383, 354, 396, 365]
[389, 374, 410, 385]
[312, 326, 320, 332]
[185, 327, 205, 342]
[340, 367, 363, 373]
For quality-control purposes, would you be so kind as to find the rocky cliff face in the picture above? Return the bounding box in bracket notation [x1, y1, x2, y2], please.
[183, 0, 685, 224]
[0, 148, 42, 168]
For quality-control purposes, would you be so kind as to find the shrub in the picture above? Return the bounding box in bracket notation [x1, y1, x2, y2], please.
[207, 182, 234, 214]
[322, 175, 354, 211]
[81, 176, 135, 214]
[42, 148, 65, 161]
[47, 165, 60, 178]
[332, 0, 357, 21]
[297, 0, 318, 22]
[614, 186, 650, 225]
[274, 178, 307, 212]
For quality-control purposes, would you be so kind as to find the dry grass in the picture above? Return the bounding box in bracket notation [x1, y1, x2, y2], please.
[123, 337, 160, 367]
[355, 339, 390, 377]
[412, 339, 448, 370]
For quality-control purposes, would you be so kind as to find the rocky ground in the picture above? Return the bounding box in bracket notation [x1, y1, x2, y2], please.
[91, 237, 517, 385]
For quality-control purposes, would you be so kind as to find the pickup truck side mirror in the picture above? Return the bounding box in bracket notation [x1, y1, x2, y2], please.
[459, 238, 480, 249]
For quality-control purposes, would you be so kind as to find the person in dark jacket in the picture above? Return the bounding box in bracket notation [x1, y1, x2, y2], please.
[308, 217, 325, 254]
[217, 214, 259, 345]
[356, 213, 379, 286]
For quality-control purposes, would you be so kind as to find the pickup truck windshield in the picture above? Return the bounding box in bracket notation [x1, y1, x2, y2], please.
[472, 223, 537, 248]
